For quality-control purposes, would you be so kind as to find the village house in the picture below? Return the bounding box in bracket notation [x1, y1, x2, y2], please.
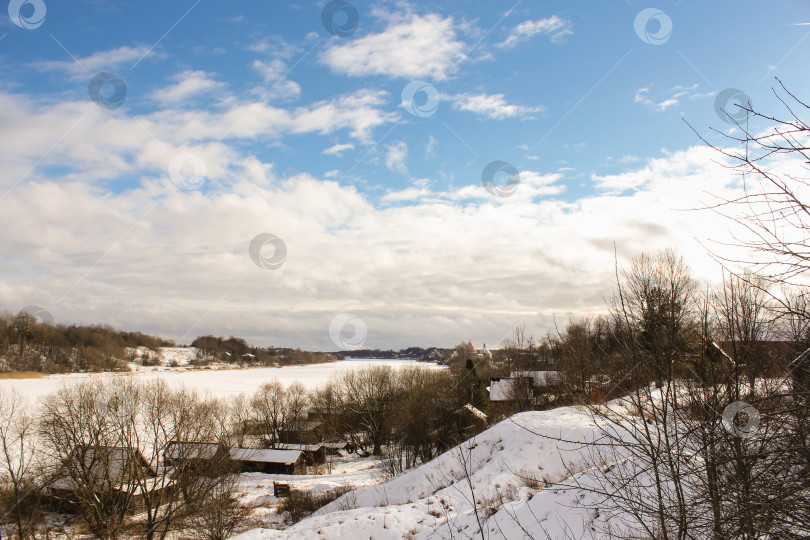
[488, 371, 561, 414]
[164, 441, 231, 475]
[278, 443, 327, 465]
[46, 445, 172, 512]
[279, 420, 323, 444]
[228, 448, 307, 475]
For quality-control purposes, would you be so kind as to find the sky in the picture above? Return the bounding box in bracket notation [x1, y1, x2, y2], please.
[1, 0, 809, 350]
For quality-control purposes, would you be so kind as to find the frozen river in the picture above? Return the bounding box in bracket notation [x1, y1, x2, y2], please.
[0, 359, 444, 401]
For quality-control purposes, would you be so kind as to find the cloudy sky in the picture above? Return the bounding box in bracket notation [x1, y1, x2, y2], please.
[1, 1, 809, 350]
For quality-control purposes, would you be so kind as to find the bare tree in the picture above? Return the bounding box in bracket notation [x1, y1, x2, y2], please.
[38, 377, 237, 540]
[714, 270, 775, 388]
[692, 79, 810, 288]
[184, 472, 247, 540]
[0, 389, 40, 539]
[336, 366, 399, 456]
[251, 380, 288, 448]
[38, 378, 138, 539]
[609, 248, 697, 388]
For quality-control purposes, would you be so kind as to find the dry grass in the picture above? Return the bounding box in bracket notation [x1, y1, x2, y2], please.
[0, 371, 45, 379]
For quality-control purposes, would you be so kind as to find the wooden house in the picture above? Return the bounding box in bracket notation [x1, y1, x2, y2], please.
[278, 443, 327, 465]
[228, 448, 306, 475]
[279, 420, 323, 444]
[46, 445, 172, 512]
[164, 441, 231, 475]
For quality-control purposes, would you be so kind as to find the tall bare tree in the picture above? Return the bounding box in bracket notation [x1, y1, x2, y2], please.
[0, 389, 40, 539]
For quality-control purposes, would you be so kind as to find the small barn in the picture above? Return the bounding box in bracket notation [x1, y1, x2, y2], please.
[279, 443, 327, 465]
[164, 441, 230, 475]
[279, 421, 323, 444]
[320, 441, 353, 456]
[228, 448, 306, 475]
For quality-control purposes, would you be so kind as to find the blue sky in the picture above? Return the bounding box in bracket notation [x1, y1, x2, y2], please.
[1, 1, 809, 349]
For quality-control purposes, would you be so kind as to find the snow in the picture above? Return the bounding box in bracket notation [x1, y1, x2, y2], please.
[0, 358, 443, 401]
[157, 347, 199, 366]
[231, 455, 388, 532]
[232, 405, 620, 540]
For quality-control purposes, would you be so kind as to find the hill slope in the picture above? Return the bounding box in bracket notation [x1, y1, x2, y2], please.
[234, 405, 625, 539]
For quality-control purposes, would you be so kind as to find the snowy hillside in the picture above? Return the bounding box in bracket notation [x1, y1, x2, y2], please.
[233, 405, 627, 540]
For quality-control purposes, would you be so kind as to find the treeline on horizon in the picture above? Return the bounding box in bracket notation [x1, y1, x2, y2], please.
[189, 335, 335, 367]
[0, 313, 336, 373]
[0, 312, 175, 373]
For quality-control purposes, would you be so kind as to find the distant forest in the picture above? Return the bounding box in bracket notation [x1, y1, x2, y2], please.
[0, 310, 333, 373]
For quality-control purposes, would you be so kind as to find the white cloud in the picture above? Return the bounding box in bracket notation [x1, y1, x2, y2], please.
[425, 135, 438, 159]
[0, 88, 396, 198]
[634, 84, 705, 112]
[385, 141, 409, 175]
[34, 45, 157, 79]
[250, 59, 301, 101]
[2, 88, 789, 349]
[323, 143, 355, 157]
[498, 15, 573, 48]
[320, 12, 466, 80]
[447, 93, 546, 120]
[0, 141, 790, 348]
[152, 70, 225, 105]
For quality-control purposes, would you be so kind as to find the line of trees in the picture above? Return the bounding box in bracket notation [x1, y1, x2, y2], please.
[0, 314, 340, 374]
[237, 363, 489, 464]
[0, 314, 174, 373]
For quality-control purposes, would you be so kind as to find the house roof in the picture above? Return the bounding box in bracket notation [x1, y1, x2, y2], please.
[320, 441, 350, 449]
[49, 446, 157, 491]
[228, 448, 303, 465]
[279, 443, 326, 453]
[165, 441, 221, 460]
[489, 378, 532, 402]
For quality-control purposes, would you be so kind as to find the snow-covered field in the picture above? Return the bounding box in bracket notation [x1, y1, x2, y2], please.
[0, 358, 442, 401]
[233, 406, 619, 540]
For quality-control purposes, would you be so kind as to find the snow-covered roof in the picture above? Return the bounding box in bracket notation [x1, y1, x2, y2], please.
[489, 378, 532, 402]
[280, 443, 326, 452]
[165, 441, 221, 460]
[462, 403, 488, 422]
[229, 448, 303, 465]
